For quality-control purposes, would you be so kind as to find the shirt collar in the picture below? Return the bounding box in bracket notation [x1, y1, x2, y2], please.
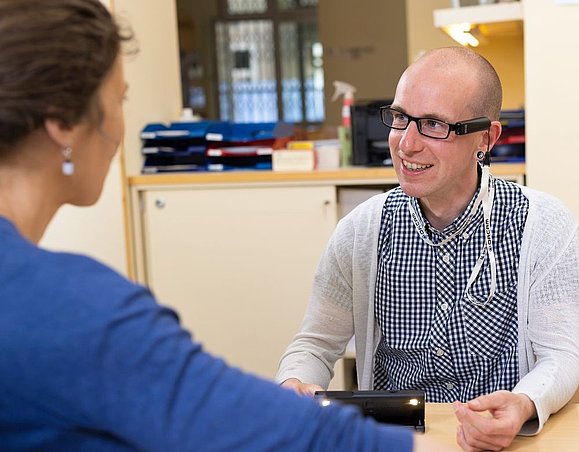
[408, 182, 485, 240]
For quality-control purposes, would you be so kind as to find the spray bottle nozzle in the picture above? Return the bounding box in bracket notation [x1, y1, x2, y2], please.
[332, 81, 356, 128]
[331, 81, 356, 102]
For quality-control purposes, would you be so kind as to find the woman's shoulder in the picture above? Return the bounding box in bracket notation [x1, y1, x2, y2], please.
[1, 224, 153, 324]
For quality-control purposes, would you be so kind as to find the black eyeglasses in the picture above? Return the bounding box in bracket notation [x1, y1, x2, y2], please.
[380, 105, 490, 140]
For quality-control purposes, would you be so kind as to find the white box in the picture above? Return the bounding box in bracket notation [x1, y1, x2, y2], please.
[272, 149, 315, 172]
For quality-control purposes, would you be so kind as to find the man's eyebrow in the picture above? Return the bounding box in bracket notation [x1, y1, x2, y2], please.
[390, 106, 449, 121]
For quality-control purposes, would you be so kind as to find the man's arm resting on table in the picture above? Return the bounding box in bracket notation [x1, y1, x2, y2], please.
[453, 390, 537, 451]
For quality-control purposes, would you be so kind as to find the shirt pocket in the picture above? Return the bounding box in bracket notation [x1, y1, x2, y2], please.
[460, 283, 518, 360]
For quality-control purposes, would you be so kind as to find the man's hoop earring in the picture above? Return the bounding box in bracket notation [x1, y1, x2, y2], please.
[62, 146, 74, 176]
[476, 150, 485, 161]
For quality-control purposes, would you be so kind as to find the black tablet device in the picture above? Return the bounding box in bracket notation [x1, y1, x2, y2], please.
[314, 390, 425, 432]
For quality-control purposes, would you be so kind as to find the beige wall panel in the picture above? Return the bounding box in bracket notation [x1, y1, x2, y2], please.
[524, 0, 579, 219]
[477, 35, 524, 110]
[405, 0, 455, 63]
[115, 0, 183, 177]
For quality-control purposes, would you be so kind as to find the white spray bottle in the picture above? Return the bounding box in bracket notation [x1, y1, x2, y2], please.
[332, 81, 356, 166]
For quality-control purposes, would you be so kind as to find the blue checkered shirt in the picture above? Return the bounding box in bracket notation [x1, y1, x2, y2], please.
[373, 177, 529, 402]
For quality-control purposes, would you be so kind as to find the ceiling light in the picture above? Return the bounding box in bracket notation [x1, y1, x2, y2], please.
[444, 22, 480, 47]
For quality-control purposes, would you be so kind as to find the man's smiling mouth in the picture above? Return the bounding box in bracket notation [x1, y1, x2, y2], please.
[402, 159, 433, 171]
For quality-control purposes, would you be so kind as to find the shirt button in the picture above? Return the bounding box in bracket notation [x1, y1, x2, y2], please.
[440, 302, 449, 311]
[435, 348, 445, 357]
[446, 382, 455, 390]
[462, 232, 470, 240]
[442, 253, 450, 263]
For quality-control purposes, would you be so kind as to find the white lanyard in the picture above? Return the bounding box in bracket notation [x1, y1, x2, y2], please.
[408, 187, 484, 248]
[407, 166, 496, 308]
[464, 165, 496, 308]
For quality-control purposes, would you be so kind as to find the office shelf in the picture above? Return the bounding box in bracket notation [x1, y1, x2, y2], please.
[434, 2, 523, 40]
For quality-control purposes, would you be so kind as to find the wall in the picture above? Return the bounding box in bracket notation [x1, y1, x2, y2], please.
[176, 0, 219, 119]
[524, 0, 579, 219]
[318, 0, 408, 127]
[115, 0, 183, 177]
[477, 34, 524, 110]
[405, 0, 524, 110]
[405, 0, 455, 63]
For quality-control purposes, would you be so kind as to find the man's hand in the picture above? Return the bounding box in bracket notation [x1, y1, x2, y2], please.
[280, 378, 324, 397]
[453, 390, 537, 451]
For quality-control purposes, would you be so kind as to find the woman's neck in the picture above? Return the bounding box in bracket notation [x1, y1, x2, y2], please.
[0, 168, 60, 244]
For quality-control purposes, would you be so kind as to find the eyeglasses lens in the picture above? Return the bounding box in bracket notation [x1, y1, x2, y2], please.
[381, 107, 450, 139]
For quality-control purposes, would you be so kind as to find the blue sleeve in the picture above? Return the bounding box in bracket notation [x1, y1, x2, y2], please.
[77, 286, 413, 451]
[0, 247, 413, 451]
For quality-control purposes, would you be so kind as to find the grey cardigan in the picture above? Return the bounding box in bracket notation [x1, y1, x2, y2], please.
[277, 185, 579, 435]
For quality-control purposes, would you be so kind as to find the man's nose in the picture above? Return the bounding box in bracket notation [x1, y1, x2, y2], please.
[399, 119, 423, 152]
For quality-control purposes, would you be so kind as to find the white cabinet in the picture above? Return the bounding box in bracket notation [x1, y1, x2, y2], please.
[138, 185, 337, 379]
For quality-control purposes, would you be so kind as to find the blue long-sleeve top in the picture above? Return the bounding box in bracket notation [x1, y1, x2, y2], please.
[0, 217, 412, 451]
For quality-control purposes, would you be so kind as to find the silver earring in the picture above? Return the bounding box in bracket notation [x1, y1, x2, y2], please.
[476, 150, 485, 161]
[62, 146, 74, 176]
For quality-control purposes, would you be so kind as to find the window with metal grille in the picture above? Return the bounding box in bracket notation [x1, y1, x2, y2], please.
[178, 0, 323, 125]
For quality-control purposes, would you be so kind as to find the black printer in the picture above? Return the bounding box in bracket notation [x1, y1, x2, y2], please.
[351, 99, 393, 166]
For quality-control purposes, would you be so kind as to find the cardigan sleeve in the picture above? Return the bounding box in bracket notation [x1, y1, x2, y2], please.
[514, 190, 579, 435]
[276, 192, 390, 389]
[276, 213, 357, 388]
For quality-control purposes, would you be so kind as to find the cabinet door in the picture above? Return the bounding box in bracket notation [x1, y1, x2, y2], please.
[142, 185, 337, 379]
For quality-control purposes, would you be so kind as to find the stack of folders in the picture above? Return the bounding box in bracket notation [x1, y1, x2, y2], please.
[140, 121, 294, 173]
[140, 121, 220, 174]
[205, 122, 293, 171]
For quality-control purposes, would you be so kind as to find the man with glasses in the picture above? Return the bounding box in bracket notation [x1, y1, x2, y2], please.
[277, 46, 579, 451]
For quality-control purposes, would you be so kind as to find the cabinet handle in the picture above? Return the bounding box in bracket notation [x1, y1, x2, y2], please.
[155, 198, 166, 209]
[323, 199, 333, 218]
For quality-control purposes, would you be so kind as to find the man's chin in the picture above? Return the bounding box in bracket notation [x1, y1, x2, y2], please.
[398, 181, 427, 200]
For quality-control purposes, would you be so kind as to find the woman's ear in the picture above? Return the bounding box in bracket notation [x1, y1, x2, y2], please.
[43, 118, 74, 150]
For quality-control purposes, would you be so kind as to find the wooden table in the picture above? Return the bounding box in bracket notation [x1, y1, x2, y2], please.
[426, 403, 579, 451]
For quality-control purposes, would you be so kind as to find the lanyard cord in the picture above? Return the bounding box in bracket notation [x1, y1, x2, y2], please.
[408, 187, 484, 248]
[464, 163, 496, 308]
[407, 164, 497, 309]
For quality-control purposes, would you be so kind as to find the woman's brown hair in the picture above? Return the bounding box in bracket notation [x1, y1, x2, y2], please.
[0, 0, 132, 153]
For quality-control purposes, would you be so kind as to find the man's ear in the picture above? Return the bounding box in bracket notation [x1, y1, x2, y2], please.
[44, 118, 74, 150]
[488, 120, 502, 150]
[476, 121, 502, 153]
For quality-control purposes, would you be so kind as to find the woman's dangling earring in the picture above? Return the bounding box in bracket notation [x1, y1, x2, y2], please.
[62, 146, 74, 176]
[476, 150, 485, 162]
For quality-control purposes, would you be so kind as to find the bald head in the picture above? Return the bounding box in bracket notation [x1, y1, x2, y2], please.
[404, 47, 502, 120]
